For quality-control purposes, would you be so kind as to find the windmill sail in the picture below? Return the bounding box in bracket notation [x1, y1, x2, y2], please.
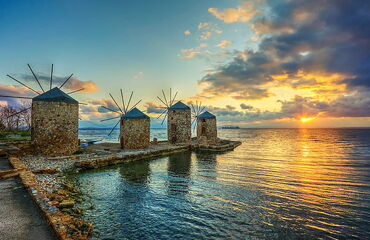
[2, 64, 83, 119]
[156, 88, 178, 125]
[191, 101, 206, 132]
[100, 90, 142, 137]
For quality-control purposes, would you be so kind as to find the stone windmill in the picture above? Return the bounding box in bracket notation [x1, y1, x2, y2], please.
[191, 101, 218, 144]
[157, 89, 191, 144]
[191, 102, 218, 144]
[101, 90, 150, 149]
[1, 64, 83, 156]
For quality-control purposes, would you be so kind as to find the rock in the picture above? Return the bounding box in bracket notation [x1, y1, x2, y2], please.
[32, 168, 59, 174]
[62, 183, 77, 193]
[73, 208, 83, 215]
[59, 200, 75, 208]
[0, 171, 19, 179]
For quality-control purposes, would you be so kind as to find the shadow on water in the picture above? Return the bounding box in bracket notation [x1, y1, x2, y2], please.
[195, 152, 218, 180]
[166, 151, 192, 196]
[119, 160, 151, 184]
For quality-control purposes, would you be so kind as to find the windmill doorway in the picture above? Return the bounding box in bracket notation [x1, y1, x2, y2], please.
[170, 123, 177, 143]
[201, 119, 206, 136]
[201, 126, 206, 136]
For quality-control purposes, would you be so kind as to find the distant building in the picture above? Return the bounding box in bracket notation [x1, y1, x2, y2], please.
[31, 87, 79, 156]
[197, 111, 218, 144]
[167, 101, 191, 144]
[120, 108, 150, 149]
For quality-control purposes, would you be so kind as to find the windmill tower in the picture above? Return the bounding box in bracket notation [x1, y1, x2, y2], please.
[191, 102, 218, 144]
[157, 89, 191, 144]
[1, 64, 83, 156]
[101, 90, 150, 149]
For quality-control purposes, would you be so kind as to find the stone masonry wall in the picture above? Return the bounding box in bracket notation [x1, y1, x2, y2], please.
[120, 118, 150, 149]
[31, 101, 79, 156]
[197, 118, 218, 144]
[167, 109, 191, 144]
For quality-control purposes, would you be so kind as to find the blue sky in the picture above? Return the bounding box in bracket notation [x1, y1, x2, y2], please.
[1, 0, 370, 128]
[0, 0, 246, 98]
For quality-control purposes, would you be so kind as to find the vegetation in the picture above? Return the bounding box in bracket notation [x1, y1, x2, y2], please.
[0, 102, 32, 140]
[0, 130, 31, 140]
[74, 148, 88, 155]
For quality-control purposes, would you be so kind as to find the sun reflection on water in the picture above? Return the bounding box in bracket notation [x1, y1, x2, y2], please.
[68, 128, 370, 239]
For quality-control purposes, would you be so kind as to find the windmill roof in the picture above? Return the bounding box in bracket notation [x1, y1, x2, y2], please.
[32, 87, 78, 104]
[169, 101, 190, 110]
[198, 111, 216, 119]
[122, 108, 149, 119]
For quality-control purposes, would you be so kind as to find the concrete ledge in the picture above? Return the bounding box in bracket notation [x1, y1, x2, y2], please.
[8, 156, 92, 240]
[75, 145, 190, 170]
[191, 140, 242, 152]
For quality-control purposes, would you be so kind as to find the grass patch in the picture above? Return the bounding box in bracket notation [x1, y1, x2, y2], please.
[0, 130, 31, 140]
[74, 148, 88, 155]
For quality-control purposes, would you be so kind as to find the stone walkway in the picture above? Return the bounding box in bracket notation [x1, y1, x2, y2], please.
[0, 167, 56, 240]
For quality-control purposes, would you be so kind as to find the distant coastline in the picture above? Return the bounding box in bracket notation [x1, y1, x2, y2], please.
[78, 127, 370, 130]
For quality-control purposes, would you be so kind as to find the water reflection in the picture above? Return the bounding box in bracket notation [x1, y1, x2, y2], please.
[166, 152, 192, 196]
[69, 129, 370, 239]
[119, 160, 151, 184]
[195, 152, 217, 180]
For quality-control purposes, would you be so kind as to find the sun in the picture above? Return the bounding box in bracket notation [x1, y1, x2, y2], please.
[300, 117, 315, 123]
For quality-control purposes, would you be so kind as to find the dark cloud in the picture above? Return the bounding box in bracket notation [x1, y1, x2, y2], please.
[204, 105, 282, 123]
[240, 103, 253, 110]
[145, 102, 165, 114]
[21, 73, 98, 92]
[0, 84, 35, 106]
[277, 91, 370, 119]
[87, 99, 120, 113]
[202, 0, 370, 119]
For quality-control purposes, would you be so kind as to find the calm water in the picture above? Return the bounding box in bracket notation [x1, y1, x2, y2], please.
[70, 129, 370, 239]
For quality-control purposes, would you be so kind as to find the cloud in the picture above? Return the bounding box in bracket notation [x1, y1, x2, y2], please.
[184, 30, 191, 35]
[199, 0, 370, 121]
[179, 48, 200, 59]
[198, 22, 210, 29]
[216, 40, 232, 48]
[200, 31, 212, 41]
[200, 104, 282, 123]
[133, 71, 144, 80]
[0, 84, 35, 106]
[77, 98, 123, 122]
[21, 73, 98, 93]
[277, 90, 370, 119]
[145, 101, 165, 114]
[208, 1, 260, 23]
[179, 43, 209, 59]
[240, 103, 253, 110]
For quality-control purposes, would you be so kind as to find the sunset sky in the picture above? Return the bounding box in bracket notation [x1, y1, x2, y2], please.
[1, 0, 369, 128]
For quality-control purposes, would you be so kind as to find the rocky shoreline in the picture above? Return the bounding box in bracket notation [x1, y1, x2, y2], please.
[0, 139, 241, 239]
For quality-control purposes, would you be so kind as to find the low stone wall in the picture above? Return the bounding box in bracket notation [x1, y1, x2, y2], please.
[7, 156, 92, 240]
[191, 140, 242, 152]
[0, 140, 33, 156]
[76, 145, 190, 170]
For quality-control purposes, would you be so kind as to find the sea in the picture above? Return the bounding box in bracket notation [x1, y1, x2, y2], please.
[71, 128, 370, 239]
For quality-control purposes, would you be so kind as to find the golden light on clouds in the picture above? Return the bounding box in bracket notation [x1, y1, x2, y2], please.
[300, 117, 316, 123]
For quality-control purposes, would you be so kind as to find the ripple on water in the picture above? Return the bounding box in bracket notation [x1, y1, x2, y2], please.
[69, 129, 370, 239]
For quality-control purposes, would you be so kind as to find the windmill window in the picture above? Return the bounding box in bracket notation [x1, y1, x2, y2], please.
[201, 126, 206, 135]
